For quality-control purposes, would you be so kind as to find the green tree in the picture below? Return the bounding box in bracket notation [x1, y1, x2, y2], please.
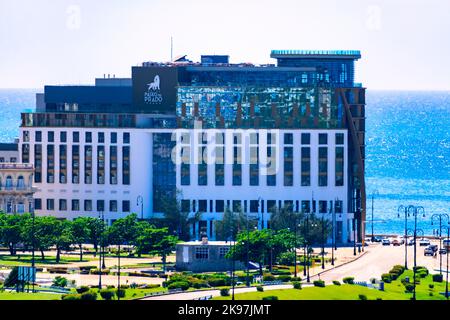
[71, 217, 90, 261]
[22, 216, 61, 260]
[159, 193, 202, 241]
[0, 213, 28, 255]
[227, 229, 271, 275]
[53, 219, 74, 263]
[86, 217, 104, 256]
[214, 207, 249, 241]
[135, 225, 179, 272]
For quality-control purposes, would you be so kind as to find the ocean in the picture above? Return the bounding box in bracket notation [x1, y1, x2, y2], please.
[0, 89, 449, 235]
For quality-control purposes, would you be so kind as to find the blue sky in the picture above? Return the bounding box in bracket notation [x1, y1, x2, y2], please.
[1, 0, 449, 90]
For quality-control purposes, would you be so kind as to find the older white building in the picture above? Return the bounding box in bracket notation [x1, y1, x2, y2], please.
[0, 163, 35, 214]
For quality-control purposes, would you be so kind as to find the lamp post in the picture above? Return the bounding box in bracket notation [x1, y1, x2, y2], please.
[353, 215, 357, 256]
[430, 213, 450, 275]
[98, 211, 105, 289]
[303, 209, 311, 281]
[137, 196, 144, 220]
[31, 210, 35, 293]
[371, 190, 379, 242]
[398, 205, 409, 269]
[441, 226, 450, 299]
[406, 205, 425, 300]
[321, 210, 325, 269]
[293, 220, 301, 277]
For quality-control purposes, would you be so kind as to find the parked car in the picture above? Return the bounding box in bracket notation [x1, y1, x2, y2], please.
[439, 248, 447, 255]
[419, 239, 431, 246]
[407, 238, 415, 246]
[373, 236, 383, 243]
[392, 238, 401, 246]
[424, 246, 435, 256]
[382, 238, 390, 246]
[429, 244, 438, 252]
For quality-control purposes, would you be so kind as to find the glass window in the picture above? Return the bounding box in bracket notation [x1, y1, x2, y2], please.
[73, 131, 79, 143]
[301, 200, 310, 213]
[23, 131, 30, 142]
[250, 200, 259, 213]
[267, 200, 277, 213]
[98, 132, 105, 143]
[218, 247, 229, 259]
[284, 133, 293, 145]
[110, 200, 118, 212]
[215, 200, 224, 213]
[123, 132, 130, 144]
[85, 132, 92, 143]
[72, 199, 80, 211]
[301, 147, 311, 186]
[97, 200, 105, 212]
[60, 131, 67, 143]
[48, 131, 54, 142]
[84, 200, 92, 211]
[111, 132, 117, 144]
[198, 200, 207, 212]
[35, 131, 42, 142]
[336, 133, 344, 145]
[335, 200, 343, 214]
[122, 200, 130, 212]
[318, 147, 328, 186]
[34, 198, 42, 210]
[59, 199, 67, 211]
[122, 146, 130, 185]
[46, 199, 54, 211]
[319, 200, 327, 213]
[319, 133, 328, 145]
[195, 247, 208, 259]
[301, 133, 310, 144]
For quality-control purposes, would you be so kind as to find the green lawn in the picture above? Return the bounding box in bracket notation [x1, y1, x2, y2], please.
[0, 291, 62, 300]
[214, 270, 449, 300]
[0, 254, 94, 267]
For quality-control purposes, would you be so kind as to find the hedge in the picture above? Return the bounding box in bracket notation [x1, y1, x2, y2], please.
[80, 291, 98, 300]
[220, 288, 230, 296]
[342, 277, 354, 284]
[292, 282, 302, 290]
[167, 281, 190, 291]
[313, 280, 325, 287]
[333, 280, 341, 286]
[432, 274, 443, 282]
[262, 296, 279, 300]
[256, 286, 264, 292]
[99, 289, 115, 300]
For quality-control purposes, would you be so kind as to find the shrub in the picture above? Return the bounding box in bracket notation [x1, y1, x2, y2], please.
[207, 277, 229, 287]
[61, 294, 81, 300]
[292, 282, 302, 290]
[278, 252, 295, 266]
[262, 296, 278, 300]
[417, 270, 428, 279]
[370, 278, 377, 284]
[343, 277, 355, 284]
[432, 274, 443, 282]
[291, 277, 302, 282]
[99, 289, 115, 300]
[429, 284, 434, 289]
[404, 283, 414, 293]
[167, 281, 190, 291]
[115, 289, 126, 299]
[277, 275, 291, 282]
[80, 291, 98, 300]
[52, 276, 68, 288]
[381, 273, 392, 283]
[76, 286, 90, 294]
[376, 297, 382, 301]
[120, 284, 130, 289]
[313, 280, 325, 288]
[333, 280, 341, 286]
[220, 288, 230, 297]
[358, 294, 367, 300]
[263, 274, 275, 282]
[429, 292, 433, 296]
[271, 269, 292, 276]
[256, 286, 264, 292]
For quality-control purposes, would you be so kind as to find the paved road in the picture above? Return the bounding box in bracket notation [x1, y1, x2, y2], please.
[315, 242, 443, 283]
[141, 284, 296, 300]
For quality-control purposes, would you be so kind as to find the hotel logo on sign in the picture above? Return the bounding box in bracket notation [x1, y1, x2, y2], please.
[144, 75, 163, 104]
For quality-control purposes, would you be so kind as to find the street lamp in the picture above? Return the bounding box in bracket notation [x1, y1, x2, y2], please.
[430, 213, 450, 276]
[406, 205, 425, 300]
[370, 190, 379, 242]
[245, 212, 259, 287]
[321, 210, 325, 269]
[98, 211, 105, 289]
[137, 196, 144, 220]
[438, 225, 450, 299]
[31, 210, 35, 293]
[398, 205, 409, 269]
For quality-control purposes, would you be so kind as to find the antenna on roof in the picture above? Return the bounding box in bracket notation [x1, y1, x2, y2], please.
[170, 36, 173, 62]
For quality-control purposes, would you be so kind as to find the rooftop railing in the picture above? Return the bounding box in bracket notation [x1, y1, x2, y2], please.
[271, 50, 361, 56]
[0, 163, 33, 170]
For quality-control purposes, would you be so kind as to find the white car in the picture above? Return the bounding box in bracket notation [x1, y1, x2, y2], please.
[419, 239, 431, 246]
[382, 238, 390, 246]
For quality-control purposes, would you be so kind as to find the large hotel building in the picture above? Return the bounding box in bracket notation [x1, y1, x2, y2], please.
[18, 50, 366, 243]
